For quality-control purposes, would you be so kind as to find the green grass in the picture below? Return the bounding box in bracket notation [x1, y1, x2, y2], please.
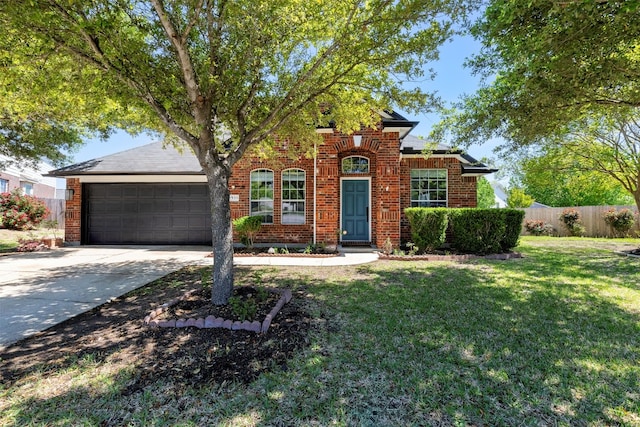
[2, 236, 639, 426]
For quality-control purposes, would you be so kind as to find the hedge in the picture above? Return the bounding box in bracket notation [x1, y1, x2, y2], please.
[403, 208, 525, 255]
[404, 207, 449, 252]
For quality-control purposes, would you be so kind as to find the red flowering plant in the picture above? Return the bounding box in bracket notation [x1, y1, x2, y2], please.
[0, 189, 50, 230]
[603, 208, 637, 237]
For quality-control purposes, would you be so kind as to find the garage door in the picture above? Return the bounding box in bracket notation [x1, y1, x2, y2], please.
[83, 183, 212, 244]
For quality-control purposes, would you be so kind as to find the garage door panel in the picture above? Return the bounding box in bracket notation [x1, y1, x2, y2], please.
[189, 200, 208, 213]
[84, 183, 212, 244]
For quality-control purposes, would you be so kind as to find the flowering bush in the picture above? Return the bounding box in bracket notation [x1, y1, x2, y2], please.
[524, 219, 554, 236]
[559, 208, 585, 236]
[0, 189, 50, 230]
[603, 208, 637, 237]
[17, 238, 48, 252]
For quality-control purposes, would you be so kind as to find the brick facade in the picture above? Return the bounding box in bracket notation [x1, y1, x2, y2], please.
[62, 126, 480, 247]
[399, 156, 477, 243]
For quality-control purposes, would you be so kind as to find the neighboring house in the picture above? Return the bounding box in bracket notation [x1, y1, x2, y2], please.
[492, 182, 549, 209]
[48, 112, 497, 247]
[0, 155, 60, 199]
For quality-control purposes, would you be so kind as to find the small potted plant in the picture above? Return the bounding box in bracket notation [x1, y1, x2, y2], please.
[41, 219, 64, 248]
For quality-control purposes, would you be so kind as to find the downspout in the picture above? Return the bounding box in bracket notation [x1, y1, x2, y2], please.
[313, 140, 317, 245]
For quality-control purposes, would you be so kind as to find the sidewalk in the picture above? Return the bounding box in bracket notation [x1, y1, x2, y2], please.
[233, 251, 379, 266]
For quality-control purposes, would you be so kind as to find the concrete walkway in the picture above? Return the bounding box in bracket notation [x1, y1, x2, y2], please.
[0, 246, 378, 349]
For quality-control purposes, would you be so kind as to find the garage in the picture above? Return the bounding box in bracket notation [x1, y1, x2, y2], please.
[83, 183, 212, 244]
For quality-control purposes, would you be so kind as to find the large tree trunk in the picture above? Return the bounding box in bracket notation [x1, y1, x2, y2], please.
[206, 164, 234, 305]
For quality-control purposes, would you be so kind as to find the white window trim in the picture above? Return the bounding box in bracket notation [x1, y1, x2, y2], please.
[341, 156, 370, 174]
[410, 169, 448, 207]
[249, 169, 274, 224]
[281, 168, 306, 225]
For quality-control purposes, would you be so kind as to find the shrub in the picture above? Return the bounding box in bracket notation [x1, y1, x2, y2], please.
[17, 238, 48, 252]
[502, 209, 526, 251]
[448, 209, 506, 255]
[232, 215, 262, 248]
[446, 208, 524, 255]
[524, 219, 554, 236]
[559, 208, 585, 236]
[0, 189, 50, 230]
[603, 208, 637, 237]
[404, 208, 449, 252]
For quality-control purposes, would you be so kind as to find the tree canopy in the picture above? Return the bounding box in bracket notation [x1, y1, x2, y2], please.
[439, 0, 640, 149]
[1, 0, 471, 304]
[476, 176, 496, 208]
[507, 145, 635, 208]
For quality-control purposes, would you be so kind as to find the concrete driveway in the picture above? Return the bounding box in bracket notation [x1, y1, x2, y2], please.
[0, 246, 211, 349]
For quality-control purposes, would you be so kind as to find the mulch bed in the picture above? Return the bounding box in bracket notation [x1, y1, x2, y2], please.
[0, 266, 315, 390]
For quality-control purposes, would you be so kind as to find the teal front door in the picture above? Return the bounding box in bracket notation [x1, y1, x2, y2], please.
[341, 179, 370, 241]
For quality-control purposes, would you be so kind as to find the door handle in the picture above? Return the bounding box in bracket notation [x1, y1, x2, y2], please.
[366, 206, 369, 222]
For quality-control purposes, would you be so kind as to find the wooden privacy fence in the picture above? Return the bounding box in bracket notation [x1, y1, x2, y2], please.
[41, 198, 65, 227]
[522, 205, 640, 237]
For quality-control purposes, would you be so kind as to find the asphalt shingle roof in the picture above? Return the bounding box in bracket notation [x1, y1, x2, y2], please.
[48, 142, 203, 176]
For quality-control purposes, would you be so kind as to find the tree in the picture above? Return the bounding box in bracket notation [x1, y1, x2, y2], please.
[476, 176, 496, 208]
[0, 29, 152, 167]
[438, 0, 640, 149]
[551, 113, 640, 211]
[510, 145, 635, 207]
[1, 0, 471, 305]
[506, 188, 533, 208]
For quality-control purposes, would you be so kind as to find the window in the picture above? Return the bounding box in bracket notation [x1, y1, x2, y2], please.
[342, 156, 369, 174]
[250, 169, 274, 223]
[0, 179, 8, 193]
[410, 169, 447, 207]
[282, 169, 305, 224]
[20, 182, 34, 196]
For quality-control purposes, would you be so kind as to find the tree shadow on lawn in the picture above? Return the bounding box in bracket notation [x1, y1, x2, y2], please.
[1, 260, 638, 425]
[297, 260, 639, 425]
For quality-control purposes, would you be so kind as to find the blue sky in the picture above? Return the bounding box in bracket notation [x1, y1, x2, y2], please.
[70, 34, 498, 164]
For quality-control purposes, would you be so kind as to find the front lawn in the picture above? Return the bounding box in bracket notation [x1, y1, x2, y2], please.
[1, 236, 638, 425]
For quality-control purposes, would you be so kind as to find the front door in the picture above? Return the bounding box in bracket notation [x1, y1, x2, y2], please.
[341, 179, 370, 242]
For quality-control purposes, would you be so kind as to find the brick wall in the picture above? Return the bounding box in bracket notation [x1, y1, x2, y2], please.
[64, 178, 82, 244]
[229, 150, 315, 245]
[62, 133, 480, 248]
[399, 156, 478, 243]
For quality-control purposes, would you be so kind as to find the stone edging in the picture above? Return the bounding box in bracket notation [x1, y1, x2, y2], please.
[614, 251, 640, 258]
[377, 252, 523, 261]
[144, 288, 292, 334]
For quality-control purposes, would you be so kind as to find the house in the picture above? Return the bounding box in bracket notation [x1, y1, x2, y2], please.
[48, 112, 497, 247]
[1, 155, 62, 199]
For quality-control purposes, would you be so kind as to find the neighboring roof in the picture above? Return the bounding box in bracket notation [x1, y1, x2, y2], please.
[47, 142, 203, 176]
[1, 154, 59, 187]
[400, 135, 498, 176]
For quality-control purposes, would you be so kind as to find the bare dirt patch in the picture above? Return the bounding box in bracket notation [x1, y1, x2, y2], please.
[0, 266, 313, 390]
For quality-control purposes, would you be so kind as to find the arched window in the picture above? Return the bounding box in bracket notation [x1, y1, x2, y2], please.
[341, 156, 370, 174]
[250, 169, 274, 223]
[281, 169, 305, 224]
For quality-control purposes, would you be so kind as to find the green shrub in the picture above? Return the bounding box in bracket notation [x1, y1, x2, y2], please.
[559, 208, 585, 236]
[449, 209, 506, 255]
[232, 215, 262, 248]
[502, 209, 526, 251]
[0, 189, 50, 230]
[404, 208, 449, 252]
[603, 208, 636, 237]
